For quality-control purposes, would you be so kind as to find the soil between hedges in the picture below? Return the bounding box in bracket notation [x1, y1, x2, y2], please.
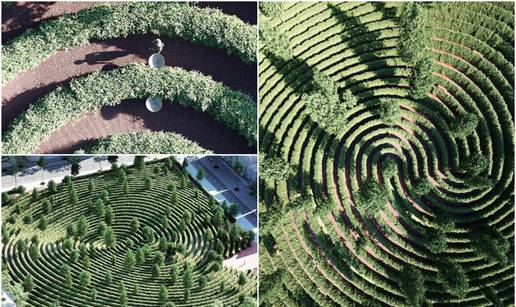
[2, 1, 257, 154]
[36, 98, 255, 154]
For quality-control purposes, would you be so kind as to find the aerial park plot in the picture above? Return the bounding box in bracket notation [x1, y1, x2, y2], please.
[1, 156, 257, 306]
[259, 2, 514, 306]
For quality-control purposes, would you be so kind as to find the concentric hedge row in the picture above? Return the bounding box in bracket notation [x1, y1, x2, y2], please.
[78, 131, 213, 154]
[2, 2, 257, 84]
[259, 2, 514, 306]
[3, 64, 257, 154]
[2, 158, 256, 306]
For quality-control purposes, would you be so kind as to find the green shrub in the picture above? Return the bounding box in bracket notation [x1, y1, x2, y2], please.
[398, 2, 427, 64]
[259, 20, 292, 60]
[259, 2, 284, 19]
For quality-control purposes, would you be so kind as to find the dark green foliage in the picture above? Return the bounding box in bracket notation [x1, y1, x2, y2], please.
[105, 271, 113, 285]
[71, 162, 81, 176]
[124, 249, 136, 272]
[97, 221, 107, 236]
[42, 199, 52, 214]
[79, 270, 91, 287]
[198, 276, 208, 289]
[378, 101, 401, 126]
[144, 176, 153, 190]
[134, 156, 145, 172]
[183, 263, 193, 289]
[260, 157, 291, 182]
[382, 158, 397, 180]
[438, 261, 469, 298]
[105, 205, 114, 225]
[76, 215, 88, 238]
[427, 228, 447, 254]
[409, 57, 434, 99]
[23, 213, 33, 224]
[48, 180, 57, 193]
[449, 113, 479, 137]
[31, 188, 39, 202]
[358, 179, 388, 215]
[130, 217, 140, 232]
[104, 228, 116, 249]
[412, 177, 433, 195]
[170, 265, 178, 284]
[398, 265, 426, 306]
[398, 2, 426, 64]
[23, 274, 34, 292]
[238, 272, 247, 286]
[471, 227, 510, 266]
[460, 153, 489, 176]
[119, 281, 128, 307]
[29, 244, 40, 261]
[196, 168, 205, 181]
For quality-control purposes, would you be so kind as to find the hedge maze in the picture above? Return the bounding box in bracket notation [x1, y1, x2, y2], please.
[2, 157, 256, 306]
[2, 2, 257, 154]
[259, 2, 514, 306]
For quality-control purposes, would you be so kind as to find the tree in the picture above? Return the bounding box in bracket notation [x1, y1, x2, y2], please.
[170, 186, 178, 206]
[427, 227, 447, 254]
[130, 217, 140, 232]
[37, 156, 47, 182]
[134, 156, 145, 172]
[259, 2, 284, 19]
[107, 156, 118, 164]
[100, 190, 109, 203]
[212, 207, 225, 226]
[71, 162, 81, 176]
[398, 265, 426, 306]
[136, 248, 145, 265]
[438, 261, 469, 298]
[358, 178, 388, 215]
[119, 281, 128, 307]
[95, 199, 106, 218]
[79, 270, 91, 287]
[238, 272, 247, 286]
[133, 284, 139, 295]
[449, 113, 479, 137]
[68, 185, 78, 206]
[154, 165, 162, 175]
[143, 226, 155, 242]
[378, 101, 401, 126]
[48, 180, 57, 193]
[260, 156, 292, 182]
[412, 177, 433, 196]
[460, 153, 489, 176]
[144, 176, 153, 190]
[23, 274, 34, 292]
[42, 199, 52, 214]
[76, 215, 89, 238]
[23, 213, 33, 225]
[183, 264, 193, 290]
[104, 228, 116, 249]
[124, 249, 136, 272]
[91, 288, 97, 301]
[158, 285, 168, 304]
[105, 205, 114, 225]
[170, 265, 178, 284]
[179, 174, 187, 189]
[382, 158, 397, 180]
[228, 203, 239, 218]
[69, 249, 80, 263]
[471, 227, 510, 266]
[7, 156, 27, 188]
[152, 263, 161, 277]
[219, 281, 225, 293]
[66, 222, 77, 238]
[155, 252, 165, 267]
[259, 19, 292, 60]
[409, 57, 434, 98]
[83, 255, 91, 269]
[29, 244, 40, 261]
[398, 2, 426, 64]
[105, 270, 113, 285]
[31, 188, 39, 202]
[196, 168, 205, 181]
[97, 221, 107, 236]
[38, 216, 49, 231]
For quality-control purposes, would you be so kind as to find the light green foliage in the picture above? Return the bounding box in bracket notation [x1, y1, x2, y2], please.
[260, 156, 291, 182]
[378, 101, 401, 126]
[259, 2, 284, 19]
[3, 64, 256, 153]
[82, 131, 212, 154]
[259, 20, 293, 60]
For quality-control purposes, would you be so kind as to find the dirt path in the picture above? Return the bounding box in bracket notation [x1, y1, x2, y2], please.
[2, 2, 257, 154]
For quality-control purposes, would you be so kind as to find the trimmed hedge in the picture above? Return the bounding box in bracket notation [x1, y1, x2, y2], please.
[79, 131, 213, 154]
[3, 64, 257, 154]
[2, 2, 257, 83]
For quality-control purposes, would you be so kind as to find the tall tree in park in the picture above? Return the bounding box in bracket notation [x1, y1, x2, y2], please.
[144, 176, 153, 190]
[23, 274, 34, 292]
[79, 270, 91, 287]
[398, 265, 426, 306]
[124, 249, 136, 272]
[170, 265, 178, 284]
[119, 281, 128, 307]
[71, 162, 81, 176]
[130, 217, 140, 232]
[134, 156, 146, 172]
[6, 156, 26, 188]
[196, 167, 205, 181]
[460, 153, 489, 176]
[260, 156, 291, 182]
[449, 113, 479, 137]
[48, 180, 58, 193]
[398, 2, 426, 64]
[409, 57, 434, 99]
[183, 263, 193, 290]
[104, 228, 117, 249]
[357, 178, 388, 216]
[438, 261, 469, 298]
[238, 272, 247, 286]
[68, 184, 79, 206]
[378, 101, 401, 126]
[158, 284, 168, 304]
[37, 156, 47, 183]
[76, 215, 89, 238]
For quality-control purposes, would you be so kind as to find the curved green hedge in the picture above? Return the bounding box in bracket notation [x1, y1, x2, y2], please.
[2, 2, 257, 84]
[3, 64, 257, 154]
[79, 131, 213, 154]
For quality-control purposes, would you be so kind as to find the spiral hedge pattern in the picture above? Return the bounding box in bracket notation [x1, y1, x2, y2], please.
[259, 2, 514, 306]
[2, 160, 256, 306]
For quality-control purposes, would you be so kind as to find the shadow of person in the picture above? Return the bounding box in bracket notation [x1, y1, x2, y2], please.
[74, 50, 130, 65]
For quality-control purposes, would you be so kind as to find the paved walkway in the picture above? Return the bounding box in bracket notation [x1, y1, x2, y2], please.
[222, 240, 258, 272]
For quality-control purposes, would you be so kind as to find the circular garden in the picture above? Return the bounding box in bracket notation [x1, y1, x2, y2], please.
[2, 157, 256, 306]
[1, 2, 257, 154]
[259, 2, 514, 306]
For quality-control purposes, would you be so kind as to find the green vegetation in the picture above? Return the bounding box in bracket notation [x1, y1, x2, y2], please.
[80, 131, 212, 154]
[3, 2, 256, 84]
[2, 157, 256, 305]
[3, 64, 257, 154]
[259, 1, 514, 306]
